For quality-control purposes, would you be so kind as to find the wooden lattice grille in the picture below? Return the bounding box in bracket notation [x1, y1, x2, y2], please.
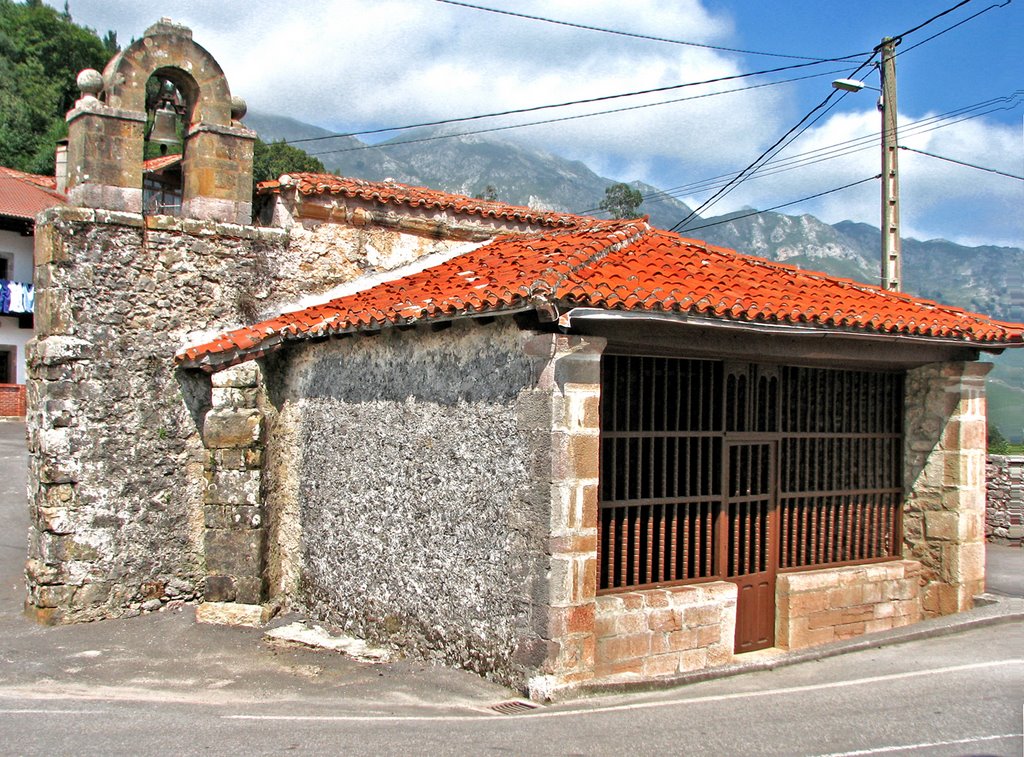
[598, 356, 904, 593]
[598, 356, 722, 590]
[778, 366, 903, 569]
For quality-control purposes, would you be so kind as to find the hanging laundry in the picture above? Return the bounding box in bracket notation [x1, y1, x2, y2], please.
[7, 282, 25, 314]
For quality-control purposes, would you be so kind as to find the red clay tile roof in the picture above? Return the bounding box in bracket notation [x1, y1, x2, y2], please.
[176, 219, 1024, 369]
[143, 154, 182, 172]
[259, 172, 586, 230]
[0, 166, 64, 221]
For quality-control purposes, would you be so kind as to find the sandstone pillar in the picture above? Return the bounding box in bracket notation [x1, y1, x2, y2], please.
[519, 333, 605, 700]
[903, 361, 990, 615]
[200, 362, 267, 610]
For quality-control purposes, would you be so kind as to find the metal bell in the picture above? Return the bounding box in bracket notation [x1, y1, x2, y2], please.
[148, 102, 180, 148]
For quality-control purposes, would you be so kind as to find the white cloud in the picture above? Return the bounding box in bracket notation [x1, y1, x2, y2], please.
[676, 106, 1023, 248]
[63, 0, 775, 161]
[54, 1, 1024, 247]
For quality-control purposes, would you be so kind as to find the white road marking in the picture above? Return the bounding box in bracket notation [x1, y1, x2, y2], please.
[223, 658, 1024, 722]
[0, 709, 106, 715]
[812, 732, 1023, 756]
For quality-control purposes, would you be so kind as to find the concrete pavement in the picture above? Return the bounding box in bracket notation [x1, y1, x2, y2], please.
[0, 419, 1021, 712]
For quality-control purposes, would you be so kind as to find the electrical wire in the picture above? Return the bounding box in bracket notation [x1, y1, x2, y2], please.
[664, 1, 1014, 232]
[287, 56, 864, 147]
[882, 0, 977, 45]
[675, 175, 881, 233]
[896, 0, 1013, 55]
[431, 0, 861, 62]
[606, 93, 1023, 210]
[668, 54, 876, 233]
[292, 0, 1009, 154]
[677, 86, 854, 226]
[305, 67, 854, 158]
[899, 145, 1024, 180]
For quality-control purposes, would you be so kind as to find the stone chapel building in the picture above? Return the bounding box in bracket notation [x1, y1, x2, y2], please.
[25, 20, 1024, 699]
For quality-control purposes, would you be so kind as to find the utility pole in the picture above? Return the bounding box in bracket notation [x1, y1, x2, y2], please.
[879, 37, 901, 291]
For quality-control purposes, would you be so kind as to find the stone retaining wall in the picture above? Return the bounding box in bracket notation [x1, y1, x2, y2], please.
[593, 582, 737, 681]
[985, 455, 1024, 542]
[776, 560, 922, 650]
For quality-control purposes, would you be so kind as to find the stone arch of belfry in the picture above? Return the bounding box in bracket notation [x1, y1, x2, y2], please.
[64, 18, 255, 225]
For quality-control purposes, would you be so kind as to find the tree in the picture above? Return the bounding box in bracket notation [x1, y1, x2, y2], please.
[252, 138, 326, 185]
[599, 182, 643, 219]
[473, 184, 498, 202]
[988, 424, 1011, 455]
[0, 0, 114, 173]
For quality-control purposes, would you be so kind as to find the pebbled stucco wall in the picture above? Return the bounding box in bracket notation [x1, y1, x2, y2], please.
[265, 318, 553, 686]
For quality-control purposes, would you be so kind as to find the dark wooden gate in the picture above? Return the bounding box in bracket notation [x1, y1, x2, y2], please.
[723, 440, 778, 653]
[597, 355, 903, 654]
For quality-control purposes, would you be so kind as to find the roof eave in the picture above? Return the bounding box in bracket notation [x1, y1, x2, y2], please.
[556, 307, 1023, 349]
[175, 304, 537, 373]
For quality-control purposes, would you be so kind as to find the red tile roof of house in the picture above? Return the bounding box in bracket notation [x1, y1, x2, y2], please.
[143, 154, 182, 173]
[0, 166, 64, 221]
[177, 218, 1024, 369]
[259, 172, 586, 230]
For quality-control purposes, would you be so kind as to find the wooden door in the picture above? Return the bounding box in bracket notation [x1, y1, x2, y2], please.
[723, 440, 778, 653]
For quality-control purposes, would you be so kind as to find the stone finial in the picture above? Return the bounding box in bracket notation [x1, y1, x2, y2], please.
[76, 69, 103, 100]
[144, 18, 193, 39]
[230, 96, 247, 123]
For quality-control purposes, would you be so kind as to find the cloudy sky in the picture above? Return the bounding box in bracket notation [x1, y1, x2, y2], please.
[54, 0, 1022, 247]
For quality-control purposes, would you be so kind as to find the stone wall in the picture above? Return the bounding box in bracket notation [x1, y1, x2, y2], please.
[902, 361, 989, 616]
[593, 583, 736, 681]
[26, 207, 477, 623]
[776, 561, 922, 650]
[985, 455, 1024, 542]
[202, 362, 266, 605]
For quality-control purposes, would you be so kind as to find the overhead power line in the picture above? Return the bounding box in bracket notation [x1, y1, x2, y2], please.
[305, 67, 853, 158]
[289, 56, 863, 148]
[666, 0, 1016, 233]
[599, 93, 1023, 212]
[676, 175, 881, 233]
[432, 0, 859, 61]
[883, 0, 977, 44]
[899, 145, 1024, 180]
[896, 0, 1013, 55]
[668, 55, 876, 233]
[294, 0, 1011, 155]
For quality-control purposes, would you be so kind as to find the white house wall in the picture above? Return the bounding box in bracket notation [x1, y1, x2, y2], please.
[0, 227, 35, 384]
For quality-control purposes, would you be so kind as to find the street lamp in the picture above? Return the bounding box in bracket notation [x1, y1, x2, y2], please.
[832, 37, 902, 292]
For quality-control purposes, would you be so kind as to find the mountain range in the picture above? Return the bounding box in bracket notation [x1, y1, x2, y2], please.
[247, 110, 1024, 438]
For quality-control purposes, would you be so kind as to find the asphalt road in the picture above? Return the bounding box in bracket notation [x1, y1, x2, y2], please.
[0, 420, 1021, 755]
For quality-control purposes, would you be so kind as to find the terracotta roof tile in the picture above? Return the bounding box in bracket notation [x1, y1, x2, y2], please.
[0, 166, 64, 221]
[143, 154, 182, 172]
[259, 172, 586, 229]
[177, 219, 1024, 369]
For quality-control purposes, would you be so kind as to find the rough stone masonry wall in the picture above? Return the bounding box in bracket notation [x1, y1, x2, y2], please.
[985, 455, 1024, 542]
[593, 583, 736, 681]
[27, 209, 283, 622]
[26, 205, 500, 624]
[903, 361, 990, 617]
[776, 560, 922, 650]
[266, 319, 545, 689]
[202, 362, 266, 605]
